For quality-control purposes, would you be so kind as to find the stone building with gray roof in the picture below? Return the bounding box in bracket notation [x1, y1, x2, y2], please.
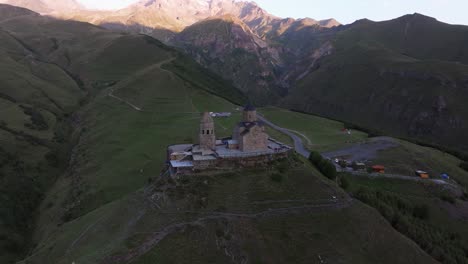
[167, 104, 291, 176]
[232, 104, 269, 152]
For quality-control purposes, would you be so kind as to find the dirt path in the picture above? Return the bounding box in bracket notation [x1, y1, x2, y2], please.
[108, 88, 142, 111]
[101, 198, 353, 264]
[65, 215, 109, 256]
[106, 57, 176, 111]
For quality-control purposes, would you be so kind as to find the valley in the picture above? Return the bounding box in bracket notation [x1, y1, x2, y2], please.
[2, 0, 467, 155]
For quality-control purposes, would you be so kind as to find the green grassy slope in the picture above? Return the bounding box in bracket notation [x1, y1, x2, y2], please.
[338, 14, 468, 64]
[343, 175, 468, 263]
[28, 63, 244, 262]
[261, 107, 468, 263]
[22, 157, 436, 264]
[284, 21, 468, 155]
[0, 4, 246, 263]
[0, 7, 86, 262]
[260, 107, 368, 152]
[0, 5, 449, 264]
[22, 52, 435, 263]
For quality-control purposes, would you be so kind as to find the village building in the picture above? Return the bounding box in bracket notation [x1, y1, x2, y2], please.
[168, 105, 292, 176]
[371, 165, 386, 174]
[415, 170, 430, 179]
[210, 112, 232, 118]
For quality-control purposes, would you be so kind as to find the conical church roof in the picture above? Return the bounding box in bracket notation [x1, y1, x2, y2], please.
[244, 103, 256, 111]
[201, 112, 213, 123]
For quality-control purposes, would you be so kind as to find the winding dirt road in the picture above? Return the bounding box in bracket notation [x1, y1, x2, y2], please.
[106, 57, 176, 111]
[259, 115, 457, 187]
[258, 114, 311, 158]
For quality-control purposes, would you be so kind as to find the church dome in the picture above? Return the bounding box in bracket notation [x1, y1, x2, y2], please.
[244, 103, 256, 111]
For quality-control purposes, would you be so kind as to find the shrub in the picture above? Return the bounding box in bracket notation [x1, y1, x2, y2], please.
[460, 161, 468, 172]
[340, 176, 350, 190]
[21, 105, 48, 131]
[352, 187, 468, 263]
[413, 205, 430, 220]
[308, 151, 321, 163]
[270, 173, 283, 182]
[275, 160, 289, 173]
[462, 192, 468, 201]
[45, 151, 59, 168]
[215, 229, 224, 238]
[318, 159, 337, 180]
[439, 192, 456, 204]
[308, 152, 337, 180]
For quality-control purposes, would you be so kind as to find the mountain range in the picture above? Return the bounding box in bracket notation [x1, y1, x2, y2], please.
[0, 0, 339, 38]
[2, 0, 468, 157]
[0, 0, 83, 13]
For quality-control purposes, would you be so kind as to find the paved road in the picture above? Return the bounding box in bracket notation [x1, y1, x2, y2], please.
[258, 114, 311, 158]
[258, 115, 458, 188]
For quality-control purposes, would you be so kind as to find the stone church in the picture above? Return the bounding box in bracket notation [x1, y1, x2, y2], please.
[199, 104, 269, 152]
[168, 104, 291, 175]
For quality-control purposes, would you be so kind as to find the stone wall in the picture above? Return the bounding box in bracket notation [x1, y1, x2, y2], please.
[193, 151, 290, 171]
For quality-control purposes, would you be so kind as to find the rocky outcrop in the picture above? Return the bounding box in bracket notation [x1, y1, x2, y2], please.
[1, 0, 341, 103]
[173, 16, 286, 104]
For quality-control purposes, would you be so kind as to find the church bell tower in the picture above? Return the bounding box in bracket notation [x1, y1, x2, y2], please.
[199, 112, 216, 150]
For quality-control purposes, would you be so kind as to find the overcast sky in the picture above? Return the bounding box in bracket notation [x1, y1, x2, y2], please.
[77, 0, 468, 25]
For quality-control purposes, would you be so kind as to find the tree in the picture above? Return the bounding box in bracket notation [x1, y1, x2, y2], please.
[340, 176, 350, 189]
[318, 159, 337, 180]
[308, 151, 336, 180]
[308, 151, 322, 164]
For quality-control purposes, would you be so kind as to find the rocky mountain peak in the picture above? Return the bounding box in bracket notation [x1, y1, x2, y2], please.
[319, 18, 340, 28]
[0, 0, 83, 13]
[0, 0, 340, 40]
